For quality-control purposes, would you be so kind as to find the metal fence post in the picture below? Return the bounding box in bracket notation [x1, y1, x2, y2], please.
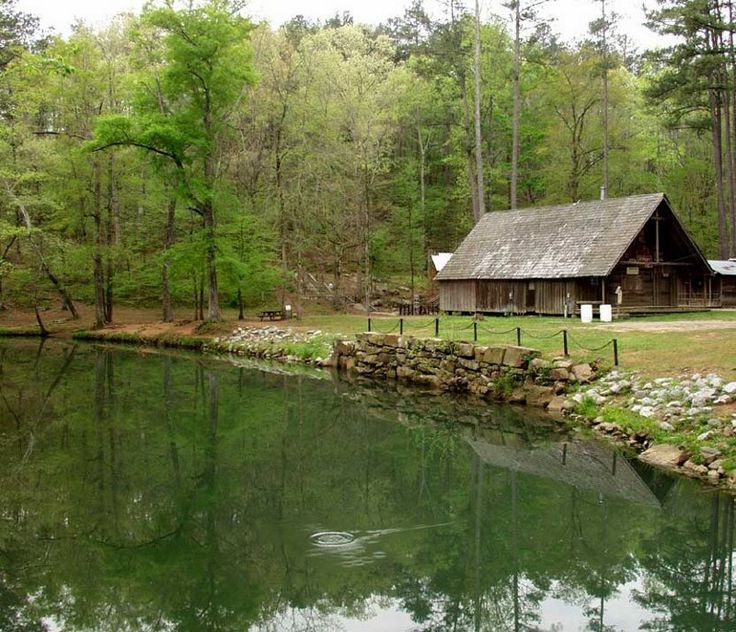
[368, 318, 371, 332]
[400, 318, 404, 335]
[563, 330, 569, 356]
[613, 339, 619, 366]
[435, 318, 439, 337]
[516, 327, 521, 346]
[473, 321, 478, 342]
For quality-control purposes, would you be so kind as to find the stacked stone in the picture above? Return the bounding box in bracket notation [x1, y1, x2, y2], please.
[333, 333, 597, 408]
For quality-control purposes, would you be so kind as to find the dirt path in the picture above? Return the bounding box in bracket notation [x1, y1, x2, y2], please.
[601, 319, 736, 333]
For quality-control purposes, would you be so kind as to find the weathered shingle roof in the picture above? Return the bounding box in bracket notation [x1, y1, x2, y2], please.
[436, 193, 669, 280]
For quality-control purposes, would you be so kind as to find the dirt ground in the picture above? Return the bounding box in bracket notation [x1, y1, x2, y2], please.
[602, 319, 736, 332]
[0, 305, 260, 337]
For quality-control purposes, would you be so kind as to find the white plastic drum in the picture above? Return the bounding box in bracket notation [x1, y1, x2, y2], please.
[600, 304, 612, 322]
[580, 304, 593, 323]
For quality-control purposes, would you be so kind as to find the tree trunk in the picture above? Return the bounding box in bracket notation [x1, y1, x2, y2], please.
[41, 261, 80, 320]
[473, 0, 486, 220]
[730, 0, 736, 255]
[93, 158, 105, 330]
[462, 72, 480, 222]
[192, 274, 199, 321]
[104, 153, 115, 324]
[275, 106, 289, 307]
[162, 193, 176, 322]
[362, 163, 372, 314]
[237, 287, 244, 320]
[202, 201, 220, 322]
[601, 0, 609, 196]
[33, 305, 49, 337]
[198, 272, 205, 321]
[511, 0, 521, 210]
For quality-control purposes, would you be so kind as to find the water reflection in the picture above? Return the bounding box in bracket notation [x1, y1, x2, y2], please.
[0, 340, 734, 631]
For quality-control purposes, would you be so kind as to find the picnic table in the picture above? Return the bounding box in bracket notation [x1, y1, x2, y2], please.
[259, 309, 286, 321]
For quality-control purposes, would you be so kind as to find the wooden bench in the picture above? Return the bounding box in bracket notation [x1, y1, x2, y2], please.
[259, 309, 285, 321]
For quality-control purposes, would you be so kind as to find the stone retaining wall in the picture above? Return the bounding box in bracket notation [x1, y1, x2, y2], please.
[333, 333, 597, 409]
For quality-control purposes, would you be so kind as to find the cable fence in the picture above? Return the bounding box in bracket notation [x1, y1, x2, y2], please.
[366, 317, 619, 365]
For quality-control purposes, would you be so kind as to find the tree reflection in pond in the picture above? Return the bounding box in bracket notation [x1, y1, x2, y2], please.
[0, 339, 734, 631]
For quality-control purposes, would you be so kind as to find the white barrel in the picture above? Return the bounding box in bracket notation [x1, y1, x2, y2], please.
[580, 304, 593, 323]
[600, 304, 612, 322]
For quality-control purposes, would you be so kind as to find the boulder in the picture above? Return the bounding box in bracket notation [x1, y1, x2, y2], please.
[482, 346, 506, 366]
[547, 395, 569, 413]
[639, 444, 692, 469]
[454, 342, 475, 358]
[683, 460, 709, 477]
[571, 363, 595, 383]
[525, 385, 555, 408]
[383, 333, 405, 348]
[552, 359, 574, 370]
[508, 387, 526, 404]
[700, 447, 722, 465]
[396, 365, 415, 380]
[414, 374, 442, 389]
[503, 345, 540, 368]
[550, 367, 570, 381]
[334, 340, 356, 356]
[458, 358, 480, 371]
[724, 381, 736, 395]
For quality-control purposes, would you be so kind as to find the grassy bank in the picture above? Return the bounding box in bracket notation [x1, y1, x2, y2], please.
[73, 330, 209, 350]
[2, 305, 735, 378]
[295, 312, 736, 378]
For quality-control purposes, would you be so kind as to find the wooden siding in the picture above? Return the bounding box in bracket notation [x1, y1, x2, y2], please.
[439, 278, 609, 315]
[439, 280, 476, 312]
[476, 280, 529, 313]
[722, 278, 736, 306]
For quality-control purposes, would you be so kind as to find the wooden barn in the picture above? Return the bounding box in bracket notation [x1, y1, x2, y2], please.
[710, 259, 736, 307]
[435, 193, 716, 315]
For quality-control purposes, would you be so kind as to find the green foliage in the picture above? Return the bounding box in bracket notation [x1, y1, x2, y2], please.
[574, 395, 599, 419]
[281, 335, 333, 360]
[0, 0, 729, 319]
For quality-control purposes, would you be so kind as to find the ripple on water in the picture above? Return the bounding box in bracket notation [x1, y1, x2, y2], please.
[310, 531, 356, 547]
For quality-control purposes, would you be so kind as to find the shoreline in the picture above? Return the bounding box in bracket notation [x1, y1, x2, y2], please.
[3, 323, 736, 492]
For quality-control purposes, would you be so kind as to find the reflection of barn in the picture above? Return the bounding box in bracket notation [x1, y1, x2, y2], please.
[466, 435, 660, 507]
[710, 259, 736, 307]
[436, 193, 716, 315]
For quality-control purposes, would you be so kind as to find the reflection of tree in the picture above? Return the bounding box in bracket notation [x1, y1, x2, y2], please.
[635, 492, 736, 630]
[1, 340, 736, 630]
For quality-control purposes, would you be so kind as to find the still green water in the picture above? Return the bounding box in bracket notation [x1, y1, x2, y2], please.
[0, 340, 734, 631]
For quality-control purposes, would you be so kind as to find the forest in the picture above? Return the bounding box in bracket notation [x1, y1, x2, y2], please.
[0, 0, 735, 324]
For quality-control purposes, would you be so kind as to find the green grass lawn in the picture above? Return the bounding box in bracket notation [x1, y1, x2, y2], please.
[297, 312, 736, 378]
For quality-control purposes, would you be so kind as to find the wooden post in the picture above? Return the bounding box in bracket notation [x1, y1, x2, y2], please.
[613, 339, 619, 366]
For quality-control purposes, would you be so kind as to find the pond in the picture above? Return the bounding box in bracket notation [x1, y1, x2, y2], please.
[0, 339, 734, 631]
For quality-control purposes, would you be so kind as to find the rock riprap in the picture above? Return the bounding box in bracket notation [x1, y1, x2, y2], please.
[207, 326, 328, 363]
